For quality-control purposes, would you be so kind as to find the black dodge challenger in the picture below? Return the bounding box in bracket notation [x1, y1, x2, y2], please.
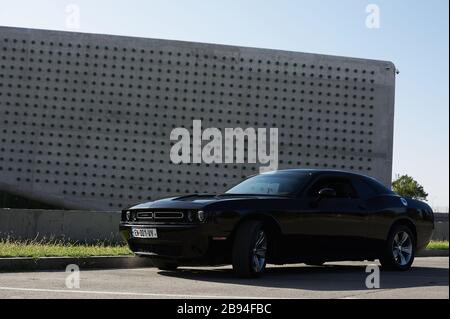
[120, 169, 434, 277]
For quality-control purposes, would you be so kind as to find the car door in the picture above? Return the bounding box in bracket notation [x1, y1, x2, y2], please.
[293, 175, 369, 259]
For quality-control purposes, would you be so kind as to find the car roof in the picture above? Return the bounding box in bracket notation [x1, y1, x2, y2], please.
[263, 169, 374, 180]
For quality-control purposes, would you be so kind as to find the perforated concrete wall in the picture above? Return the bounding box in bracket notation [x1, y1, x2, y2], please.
[0, 26, 396, 210]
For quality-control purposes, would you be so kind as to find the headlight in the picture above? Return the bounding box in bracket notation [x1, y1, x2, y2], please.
[197, 211, 207, 222]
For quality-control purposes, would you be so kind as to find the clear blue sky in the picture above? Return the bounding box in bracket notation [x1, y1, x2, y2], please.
[1, 0, 448, 211]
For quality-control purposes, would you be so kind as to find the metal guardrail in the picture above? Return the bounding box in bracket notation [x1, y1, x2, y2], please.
[434, 213, 449, 222]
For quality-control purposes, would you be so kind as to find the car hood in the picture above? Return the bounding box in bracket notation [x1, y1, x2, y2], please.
[129, 194, 287, 210]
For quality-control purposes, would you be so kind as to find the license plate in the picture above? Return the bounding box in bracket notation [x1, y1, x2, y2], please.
[131, 228, 158, 239]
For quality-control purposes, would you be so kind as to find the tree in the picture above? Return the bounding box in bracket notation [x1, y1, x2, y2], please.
[392, 175, 428, 201]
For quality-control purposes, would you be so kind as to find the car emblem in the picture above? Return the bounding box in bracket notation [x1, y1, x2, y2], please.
[400, 198, 408, 207]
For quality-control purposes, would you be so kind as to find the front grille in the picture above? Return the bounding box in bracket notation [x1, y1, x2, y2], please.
[154, 212, 184, 219]
[123, 209, 191, 223]
[136, 212, 153, 219]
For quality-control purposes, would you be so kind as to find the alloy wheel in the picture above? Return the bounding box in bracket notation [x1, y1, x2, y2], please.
[392, 231, 413, 266]
[252, 230, 267, 273]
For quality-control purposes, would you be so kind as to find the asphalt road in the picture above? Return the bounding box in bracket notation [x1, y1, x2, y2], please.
[0, 257, 448, 299]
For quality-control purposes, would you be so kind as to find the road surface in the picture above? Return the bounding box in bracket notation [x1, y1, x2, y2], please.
[0, 257, 448, 299]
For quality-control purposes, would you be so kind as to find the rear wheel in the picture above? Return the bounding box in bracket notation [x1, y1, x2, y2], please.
[379, 225, 415, 271]
[232, 220, 268, 278]
[152, 260, 179, 271]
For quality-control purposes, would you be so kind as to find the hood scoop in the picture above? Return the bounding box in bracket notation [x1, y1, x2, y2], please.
[173, 194, 217, 201]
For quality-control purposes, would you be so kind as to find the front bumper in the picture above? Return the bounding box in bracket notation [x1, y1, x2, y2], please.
[119, 223, 230, 263]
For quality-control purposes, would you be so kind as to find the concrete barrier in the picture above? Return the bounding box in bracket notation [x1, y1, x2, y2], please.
[0, 256, 155, 272]
[0, 209, 123, 244]
[0, 209, 447, 244]
[433, 213, 449, 241]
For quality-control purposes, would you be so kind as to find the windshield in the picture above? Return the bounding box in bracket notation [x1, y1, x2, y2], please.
[226, 172, 312, 196]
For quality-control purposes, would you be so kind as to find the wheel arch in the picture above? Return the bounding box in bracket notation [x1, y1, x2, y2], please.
[229, 213, 282, 259]
[231, 213, 282, 237]
[388, 218, 418, 247]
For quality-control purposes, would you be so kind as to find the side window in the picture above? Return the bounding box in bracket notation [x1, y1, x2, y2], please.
[365, 177, 394, 195]
[307, 177, 358, 199]
[353, 178, 377, 199]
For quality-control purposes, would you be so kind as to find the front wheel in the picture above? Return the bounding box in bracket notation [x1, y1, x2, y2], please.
[232, 221, 268, 278]
[379, 225, 415, 271]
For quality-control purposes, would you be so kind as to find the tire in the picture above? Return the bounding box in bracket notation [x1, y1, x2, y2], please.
[379, 224, 415, 271]
[152, 260, 179, 271]
[232, 220, 268, 278]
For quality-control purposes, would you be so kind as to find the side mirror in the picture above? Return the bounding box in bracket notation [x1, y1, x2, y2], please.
[318, 188, 337, 199]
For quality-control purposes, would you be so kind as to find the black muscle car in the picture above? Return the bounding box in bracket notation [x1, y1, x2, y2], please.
[120, 169, 434, 277]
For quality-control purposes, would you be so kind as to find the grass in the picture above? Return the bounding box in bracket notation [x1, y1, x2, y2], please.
[0, 239, 447, 259]
[0, 239, 133, 258]
[427, 241, 449, 250]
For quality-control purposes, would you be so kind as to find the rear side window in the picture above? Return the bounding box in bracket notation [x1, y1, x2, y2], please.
[353, 178, 378, 199]
[363, 177, 394, 195]
[307, 177, 358, 199]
